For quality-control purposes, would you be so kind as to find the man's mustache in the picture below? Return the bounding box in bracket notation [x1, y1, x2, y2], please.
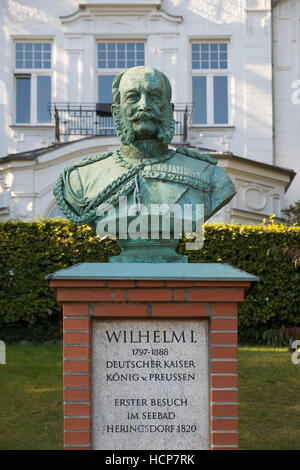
[129, 111, 162, 122]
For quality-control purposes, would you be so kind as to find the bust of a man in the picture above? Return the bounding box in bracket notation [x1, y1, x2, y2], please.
[54, 66, 236, 262]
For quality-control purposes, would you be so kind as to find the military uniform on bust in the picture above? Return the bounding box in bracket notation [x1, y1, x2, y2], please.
[54, 144, 235, 231]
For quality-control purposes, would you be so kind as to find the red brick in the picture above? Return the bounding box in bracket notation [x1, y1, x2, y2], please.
[212, 419, 238, 432]
[64, 446, 90, 450]
[212, 433, 238, 446]
[212, 390, 238, 402]
[64, 318, 90, 331]
[114, 289, 126, 302]
[210, 347, 238, 359]
[64, 332, 90, 345]
[64, 431, 91, 445]
[128, 289, 172, 302]
[212, 404, 238, 417]
[63, 304, 89, 316]
[211, 375, 238, 388]
[51, 280, 106, 288]
[189, 289, 244, 302]
[165, 281, 193, 287]
[210, 361, 238, 374]
[64, 346, 90, 359]
[210, 332, 238, 345]
[94, 303, 148, 317]
[63, 375, 91, 387]
[173, 289, 186, 301]
[64, 403, 91, 416]
[64, 389, 91, 402]
[211, 303, 238, 316]
[152, 303, 207, 317]
[136, 281, 165, 287]
[64, 418, 91, 431]
[212, 447, 238, 450]
[193, 281, 249, 288]
[58, 288, 112, 302]
[108, 281, 136, 287]
[211, 318, 238, 331]
[64, 360, 90, 373]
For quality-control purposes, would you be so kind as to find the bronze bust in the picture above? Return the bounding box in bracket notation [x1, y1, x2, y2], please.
[54, 66, 236, 262]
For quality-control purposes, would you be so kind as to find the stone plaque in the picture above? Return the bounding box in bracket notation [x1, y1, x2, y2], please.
[92, 319, 209, 450]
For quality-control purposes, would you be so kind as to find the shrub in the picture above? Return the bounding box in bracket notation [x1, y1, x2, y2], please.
[0, 219, 299, 343]
[178, 221, 300, 342]
[281, 200, 300, 225]
[0, 219, 119, 342]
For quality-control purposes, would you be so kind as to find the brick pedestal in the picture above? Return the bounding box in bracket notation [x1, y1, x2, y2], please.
[48, 263, 258, 450]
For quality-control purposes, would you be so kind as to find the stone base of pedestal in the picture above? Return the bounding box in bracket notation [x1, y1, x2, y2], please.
[48, 263, 258, 451]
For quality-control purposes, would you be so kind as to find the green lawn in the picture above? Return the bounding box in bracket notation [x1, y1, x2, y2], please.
[239, 346, 300, 450]
[0, 344, 63, 450]
[0, 344, 299, 449]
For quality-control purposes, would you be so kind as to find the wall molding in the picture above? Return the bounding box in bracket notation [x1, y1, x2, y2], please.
[60, 3, 182, 24]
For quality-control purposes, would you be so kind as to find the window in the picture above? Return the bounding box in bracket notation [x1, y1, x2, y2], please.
[97, 41, 145, 134]
[191, 42, 229, 126]
[97, 42, 145, 69]
[15, 41, 52, 124]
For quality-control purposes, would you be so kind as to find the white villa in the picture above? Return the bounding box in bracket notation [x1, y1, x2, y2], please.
[0, 0, 298, 224]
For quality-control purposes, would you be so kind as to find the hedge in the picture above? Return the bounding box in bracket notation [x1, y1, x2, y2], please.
[0, 219, 119, 342]
[179, 222, 300, 343]
[0, 219, 299, 343]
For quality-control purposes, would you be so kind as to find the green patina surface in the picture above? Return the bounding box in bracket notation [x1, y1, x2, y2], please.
[54, 66, 236, 262]
[46, 262, 259, 283]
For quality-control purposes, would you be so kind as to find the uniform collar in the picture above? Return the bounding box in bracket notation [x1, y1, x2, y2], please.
[119, 140, 172, 167]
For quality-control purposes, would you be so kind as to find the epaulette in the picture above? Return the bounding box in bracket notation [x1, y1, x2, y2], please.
[177, 147, 217, 165]
[72, 151, 113, 168]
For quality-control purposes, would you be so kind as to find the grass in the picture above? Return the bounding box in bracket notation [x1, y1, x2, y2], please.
[0, 344, 299, 449]
[239, 346, 300, 450]
[0, 344, 63, 450]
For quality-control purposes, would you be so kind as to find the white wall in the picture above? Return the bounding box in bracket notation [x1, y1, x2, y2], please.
[273, 0, 300, 207]
[0, 0, 274, 163]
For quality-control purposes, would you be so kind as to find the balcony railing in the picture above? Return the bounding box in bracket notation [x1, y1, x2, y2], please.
[49, 102, 193, 144]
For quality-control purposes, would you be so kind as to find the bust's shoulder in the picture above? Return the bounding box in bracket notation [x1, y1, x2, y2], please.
[54, 149, 128, 224]
[54, 150, 121, 212]
[64, 150, 126, 199]
[76, 151, 118, 179]
[61, 150, 115, 185]
[72, 148, 129, 178]
[68, 150, 116, 177]
[73, 150, 114, 168]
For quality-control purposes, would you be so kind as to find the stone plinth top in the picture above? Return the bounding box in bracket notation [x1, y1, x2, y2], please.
[47, 262, 259, 283]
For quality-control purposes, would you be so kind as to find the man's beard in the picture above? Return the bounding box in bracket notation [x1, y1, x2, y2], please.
[113, 104, 175, 145]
